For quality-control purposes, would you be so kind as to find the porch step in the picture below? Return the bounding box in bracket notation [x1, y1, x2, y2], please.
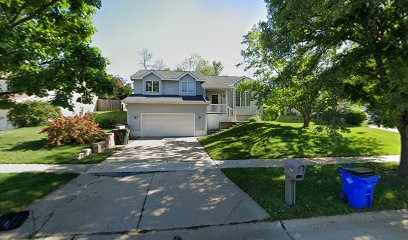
[219, 121, 247, 130]
[207, 121, 248, 135]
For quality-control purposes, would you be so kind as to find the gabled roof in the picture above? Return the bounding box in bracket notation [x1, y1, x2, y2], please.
[129, 70, 252, 89]
[122, 94, 209, 105]
[130, 70, 206, 81]
[202, 76, 246, 89]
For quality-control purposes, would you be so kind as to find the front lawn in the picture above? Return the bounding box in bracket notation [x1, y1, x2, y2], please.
[223, 163, 408, 221]
[0, 126, 114, 164]
[199, 121, 400, 160]
[0, 173, 78, 215]
[92, 111, 127, 129]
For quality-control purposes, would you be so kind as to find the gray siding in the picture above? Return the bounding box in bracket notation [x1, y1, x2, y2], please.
[134, 73, 205, 96]
[196, 82, 203, 96]
[162, 81, 179, 95]
[144, 73, 161, 81]
[133, 80, 143, 94]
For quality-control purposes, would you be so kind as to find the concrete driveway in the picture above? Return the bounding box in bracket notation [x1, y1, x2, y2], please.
[88, 137, 217, 173]
[2, 137, 269, 239]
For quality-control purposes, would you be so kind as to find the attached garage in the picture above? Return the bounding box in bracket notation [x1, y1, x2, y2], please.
[141, 113, 195, 137]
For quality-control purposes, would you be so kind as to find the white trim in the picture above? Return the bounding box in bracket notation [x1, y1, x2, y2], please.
[140, 113, 196, 137]
[134, 71, 165, 80]
[179, 79, 196, 96]
[131, 71, 205, 82]
[143, 79, 162, 95]
[229, 76, 246, 87]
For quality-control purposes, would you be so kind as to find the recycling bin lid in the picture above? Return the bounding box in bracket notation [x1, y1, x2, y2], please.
[341, 167, 377, 177]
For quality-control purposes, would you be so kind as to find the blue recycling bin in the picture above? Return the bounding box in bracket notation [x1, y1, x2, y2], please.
[339, 166, 380, 209]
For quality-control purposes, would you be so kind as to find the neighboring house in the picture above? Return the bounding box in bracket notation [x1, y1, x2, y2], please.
[123, 70, 262, 137]
[0, 80, 12, 130]
[0, 79, 97, 130]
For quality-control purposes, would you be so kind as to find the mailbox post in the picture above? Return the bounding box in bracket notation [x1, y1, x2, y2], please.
[284, 160, 306, 206]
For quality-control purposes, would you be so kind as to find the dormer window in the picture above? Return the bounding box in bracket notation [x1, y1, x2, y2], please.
[180, 80, 196, 95]
[145, 80, 160, 93]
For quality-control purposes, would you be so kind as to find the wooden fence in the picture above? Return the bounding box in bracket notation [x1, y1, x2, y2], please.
[96, 99, 123, 111]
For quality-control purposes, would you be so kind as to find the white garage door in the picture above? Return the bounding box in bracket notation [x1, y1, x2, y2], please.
[141, 113, 195, 137]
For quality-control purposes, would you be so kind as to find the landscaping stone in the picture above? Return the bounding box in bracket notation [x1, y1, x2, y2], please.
[82, 148, 92, 157]
[76, 152, 85, 160]
[104, 133, 115, 149]
[92, 141, 108, 153]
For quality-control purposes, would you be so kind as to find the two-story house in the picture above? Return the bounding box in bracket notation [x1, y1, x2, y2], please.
[123, 70, 262, 137]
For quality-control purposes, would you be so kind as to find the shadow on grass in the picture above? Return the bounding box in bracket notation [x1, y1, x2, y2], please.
[5, 139, 51, 151]
[223, 163, 408, 221]
[200, 122, 383, 160]
[0, 173, 78, 215]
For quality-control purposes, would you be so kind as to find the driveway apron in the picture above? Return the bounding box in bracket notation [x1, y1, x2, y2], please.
[1, 137, 268, 238]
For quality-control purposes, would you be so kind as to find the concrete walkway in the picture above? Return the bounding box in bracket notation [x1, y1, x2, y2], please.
[12, 209, 408, 239]
[215, 155, 400, 169]
[1, 137, 406, 239]
[1, 137, 268, 239]
[86, 138, 217, 173]
[0, 163, 95, 173]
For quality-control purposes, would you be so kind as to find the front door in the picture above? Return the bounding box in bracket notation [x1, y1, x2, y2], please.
[211, 95, 219, 104]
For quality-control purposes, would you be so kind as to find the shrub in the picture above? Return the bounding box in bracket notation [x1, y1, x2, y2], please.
[318, 109, 345, 125]
[8, 101, 60, 127]
[343, 109, 368, 126]
[42, 112, 104, 146]
[96, 118, 118, 129]
[263, 106, 280, 121]
[92, 111, 127, 129]
[248, 117, 258, 123]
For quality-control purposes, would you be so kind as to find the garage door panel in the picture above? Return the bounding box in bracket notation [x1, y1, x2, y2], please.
[142, 114, 194, 137]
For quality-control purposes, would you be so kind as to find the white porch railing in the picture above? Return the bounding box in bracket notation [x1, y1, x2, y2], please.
[208, 104, 236, 120]
[207, 104, 227, 113]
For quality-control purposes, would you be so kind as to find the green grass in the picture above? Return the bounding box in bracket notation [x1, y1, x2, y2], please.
[199, 121, 400, 160]
[92, 111, 127, 129]
[0, 173, 78, 215]
[0, 126, 115, 164]
[223, 163, 408, 220]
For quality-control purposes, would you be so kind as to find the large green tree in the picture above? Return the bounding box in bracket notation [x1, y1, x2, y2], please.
[240, 26, 339, 128]
[0, 0, 114, 109]
[243, 0, 408, 176]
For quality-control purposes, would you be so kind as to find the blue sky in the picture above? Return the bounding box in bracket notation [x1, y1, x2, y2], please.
[92, 0, 267, 79]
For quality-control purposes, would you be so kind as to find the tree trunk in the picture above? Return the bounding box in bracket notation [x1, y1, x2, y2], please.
[398, 113, 408, 177]
[303, 115, 311, 128]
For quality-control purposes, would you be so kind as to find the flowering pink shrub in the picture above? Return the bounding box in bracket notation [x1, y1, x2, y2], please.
[42, 112, 104, 146]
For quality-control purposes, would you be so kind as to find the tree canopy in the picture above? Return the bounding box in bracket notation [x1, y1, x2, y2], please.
[0, 0, 114, 109]
[241, 0, 408, 176]
[177, 54, 224, 76]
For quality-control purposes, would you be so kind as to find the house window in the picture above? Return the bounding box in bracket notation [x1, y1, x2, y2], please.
[181, 81, 195, 94]
[236, 93, 251, 107]
[145, 80, 159, 93]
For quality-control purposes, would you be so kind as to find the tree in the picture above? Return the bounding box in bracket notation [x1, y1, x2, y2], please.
[100, 75, 132, 100]
[177, 54, 224, 76]
[240, 31, 338, 128]
[0, 0, 114, 110]
[212, 61, 224, 76]
[137, 48, 153, 70]
[246, 0, 408, 176]
[151, 59, 168, 70]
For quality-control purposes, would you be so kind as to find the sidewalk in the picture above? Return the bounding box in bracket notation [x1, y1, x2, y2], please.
[369, 125, 399, 133]
[36, 209, 408, 239]
[215, 155, 400, 169]
[0, 164, 95, 173]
